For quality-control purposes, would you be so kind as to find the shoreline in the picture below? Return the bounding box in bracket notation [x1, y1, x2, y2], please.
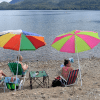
[1, 43, 100, 62]
[0, 54, 98, 62]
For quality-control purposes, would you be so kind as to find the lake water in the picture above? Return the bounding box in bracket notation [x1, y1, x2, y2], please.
[0, 10, 100, 62]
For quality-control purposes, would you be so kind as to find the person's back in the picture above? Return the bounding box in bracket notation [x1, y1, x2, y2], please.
[62, 59, 73, 80]
[17, 55, 28, 71]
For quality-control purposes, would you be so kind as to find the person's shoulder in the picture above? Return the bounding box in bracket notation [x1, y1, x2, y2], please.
[68, 67, 73, 71]
[62, 66, 65, 69]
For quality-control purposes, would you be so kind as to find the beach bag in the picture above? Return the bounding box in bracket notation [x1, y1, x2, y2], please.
[6, 83, 19, 90]
[5, 77, 20, 90]
[52, 76, 62, 87]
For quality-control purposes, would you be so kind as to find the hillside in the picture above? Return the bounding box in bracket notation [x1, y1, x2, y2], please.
[9, 0, 24, 4]
[0, 0, 100, 10]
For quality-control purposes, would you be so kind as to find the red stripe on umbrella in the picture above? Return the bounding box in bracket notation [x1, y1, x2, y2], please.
[3, 34, 21, 51]
[26, 36, 46, 49]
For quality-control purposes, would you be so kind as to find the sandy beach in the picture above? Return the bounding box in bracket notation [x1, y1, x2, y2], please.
[0, 57, 100, 100]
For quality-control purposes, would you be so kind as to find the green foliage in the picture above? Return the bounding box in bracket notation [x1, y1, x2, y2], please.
[0, 0, 100, 10]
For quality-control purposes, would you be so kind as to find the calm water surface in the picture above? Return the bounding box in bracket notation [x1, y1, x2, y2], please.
[0, 10, 100, 61]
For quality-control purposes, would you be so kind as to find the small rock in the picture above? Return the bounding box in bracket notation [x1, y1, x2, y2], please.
[70, 93, 73, 96]
[78, 88, 82, 90]
[41, 92, 44, 95]
[60, 91, 64, 94]
[94, 82, 98, 84]
[67, 98, 71, 100]
[12, 93, 16, 95]
[77, 96, 79, 98]
[42, 96, 45, 99]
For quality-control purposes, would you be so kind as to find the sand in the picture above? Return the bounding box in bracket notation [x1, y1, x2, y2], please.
[0, 57, 100, 100]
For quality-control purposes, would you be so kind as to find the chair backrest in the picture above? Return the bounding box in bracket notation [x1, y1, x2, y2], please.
[66, 69, 79, 85]
[8, 62, 23, 75]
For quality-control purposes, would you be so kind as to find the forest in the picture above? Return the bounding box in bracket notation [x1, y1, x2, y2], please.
[0, 0, 100, 10]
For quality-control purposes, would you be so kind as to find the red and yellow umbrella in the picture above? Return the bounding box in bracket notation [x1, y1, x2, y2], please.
[0, 30, 46, 91]
[0, 30, 46, 51]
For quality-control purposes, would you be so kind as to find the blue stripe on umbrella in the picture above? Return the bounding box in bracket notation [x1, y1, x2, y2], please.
[22, 30, 42, 36]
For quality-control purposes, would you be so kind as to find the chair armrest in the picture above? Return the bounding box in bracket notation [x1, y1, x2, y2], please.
[19, 80, 23, 85]
[60, 76, 67, 82]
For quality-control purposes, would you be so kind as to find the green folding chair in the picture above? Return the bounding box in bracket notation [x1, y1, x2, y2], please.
[8, 62, 28, 83]
[8, 62, 23, 75]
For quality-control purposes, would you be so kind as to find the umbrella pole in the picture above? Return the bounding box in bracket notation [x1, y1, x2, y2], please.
[76, 53, 82, 86]
[15, 55, 19, 91]
[15, 34, 21, 91]
[75, 37, 82, 86]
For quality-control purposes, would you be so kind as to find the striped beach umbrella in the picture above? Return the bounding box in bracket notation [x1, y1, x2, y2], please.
[0, 30, 46, 51]
[0, 29, 46, 91]
[51, 30, 100, 53]
[51, 30, 100, 86]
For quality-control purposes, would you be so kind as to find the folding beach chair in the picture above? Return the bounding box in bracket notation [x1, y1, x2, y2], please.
[8, 62, 28, 83]
[60, 69, 79, 87]
[4, 77, 23, 90]
[0, 76, 6, 92]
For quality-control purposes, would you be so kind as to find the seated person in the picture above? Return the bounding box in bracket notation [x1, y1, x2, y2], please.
[0, 70, 6, 81]
[61, 59, 73, 80]
[17, 55, 28, 76]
